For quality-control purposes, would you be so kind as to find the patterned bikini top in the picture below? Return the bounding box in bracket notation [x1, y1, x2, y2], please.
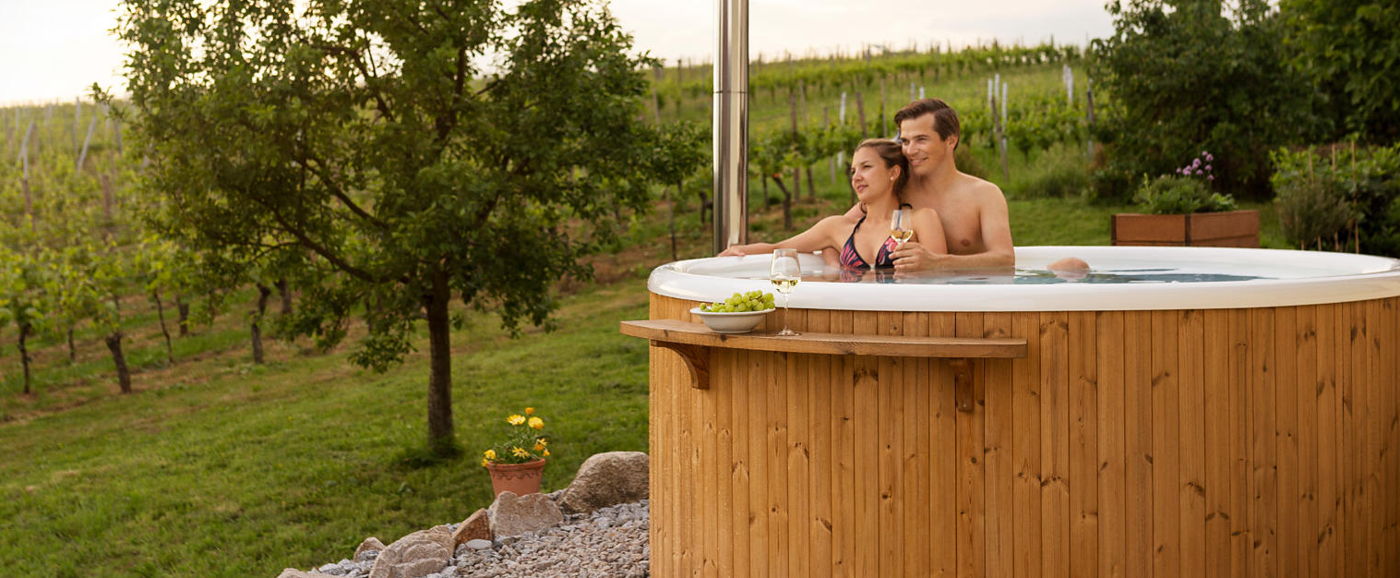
[838, 207, 907, 270]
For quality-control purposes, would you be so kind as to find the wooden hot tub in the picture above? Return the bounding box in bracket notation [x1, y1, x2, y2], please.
[622, 247, 1400, 578]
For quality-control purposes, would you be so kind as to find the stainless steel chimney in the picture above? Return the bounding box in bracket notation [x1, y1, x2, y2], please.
[712, 0, 748, 253]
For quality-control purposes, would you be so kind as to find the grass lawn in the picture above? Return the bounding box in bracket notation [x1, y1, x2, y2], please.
[0, 282, 651, 576]
[0, 192, 1289, 576]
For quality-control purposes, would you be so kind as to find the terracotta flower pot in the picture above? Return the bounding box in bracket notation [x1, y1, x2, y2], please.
[485, 459, 546, 497]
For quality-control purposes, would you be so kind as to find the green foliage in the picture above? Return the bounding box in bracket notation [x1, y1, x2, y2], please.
[1271, 142, 1400, 254]
[116, 0, 664, 450]
[1281, 0, 1400, 143]
[1090, 0, 1312, 199]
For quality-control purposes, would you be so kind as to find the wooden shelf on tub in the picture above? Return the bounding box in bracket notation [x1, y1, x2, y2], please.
[621, 319, 1026, 407]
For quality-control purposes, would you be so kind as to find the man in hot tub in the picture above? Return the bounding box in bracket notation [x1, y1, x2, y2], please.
[876, 98, 1015, 271]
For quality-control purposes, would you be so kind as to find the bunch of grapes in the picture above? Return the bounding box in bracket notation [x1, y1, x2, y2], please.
[700, 290, 776, 312]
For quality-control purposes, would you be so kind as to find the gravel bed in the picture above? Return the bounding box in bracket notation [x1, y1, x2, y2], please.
[300, 500, 649, 578]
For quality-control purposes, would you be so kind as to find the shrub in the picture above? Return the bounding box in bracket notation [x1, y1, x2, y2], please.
[1134, 175, 1237, 214]
[1271, 142, 1400, 254]
[1013, 143, 1092, 199]
[1274, 174, 1355, 250]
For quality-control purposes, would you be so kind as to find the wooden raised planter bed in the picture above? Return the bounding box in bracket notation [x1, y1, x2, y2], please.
[1111, 209, 1259, 247]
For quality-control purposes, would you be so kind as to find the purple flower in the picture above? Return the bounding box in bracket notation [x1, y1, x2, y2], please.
[1207, 175, 1215, 181]
[1195, 169, 1204, 175]
[1205, 165, 1212, 172]
[1205, 153, 1214, 162]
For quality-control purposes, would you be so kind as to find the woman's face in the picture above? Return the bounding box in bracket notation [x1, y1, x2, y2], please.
[850, 147, 897, 203]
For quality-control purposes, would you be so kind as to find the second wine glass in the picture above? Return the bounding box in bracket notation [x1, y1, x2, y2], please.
[769, 248, 801, 336]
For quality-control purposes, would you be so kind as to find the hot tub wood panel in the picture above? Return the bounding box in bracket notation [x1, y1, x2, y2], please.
[644, 293, 1400, 578]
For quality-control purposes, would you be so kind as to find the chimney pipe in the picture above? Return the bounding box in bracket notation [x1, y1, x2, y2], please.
[712, 0, 748, 253]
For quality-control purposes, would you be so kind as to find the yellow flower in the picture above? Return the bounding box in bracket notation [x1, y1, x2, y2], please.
[512, 447, 530, 458]
[480, 458, 490, 467]
[507, 414, 526, 426]
[524, 407, 535, 415]
[535, 438, 548, 447]
[542, 449, 550, 457]
[483, 449, 497, 460]
[533, 441, 546, 452]
[528, 417, 544, 430]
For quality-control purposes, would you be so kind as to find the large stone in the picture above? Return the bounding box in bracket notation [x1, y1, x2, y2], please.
[559, 451, 649, 514]
[488, 491, 565, 539]
[367, 525, 454, 578]
[276, 570, 337, 578]
[451, 508, 491, 546]
[354, 537, 386, 562]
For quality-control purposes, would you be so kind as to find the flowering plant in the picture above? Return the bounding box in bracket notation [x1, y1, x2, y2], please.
[1135, 150, 1237, 214]
[480, 407, 550, 466]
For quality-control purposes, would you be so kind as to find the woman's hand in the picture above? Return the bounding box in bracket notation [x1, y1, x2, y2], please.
[890, 241, 944, 271]
[718, 245, 749, 257]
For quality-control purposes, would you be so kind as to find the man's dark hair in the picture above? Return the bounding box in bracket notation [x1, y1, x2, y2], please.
[894, 98, 961, 148]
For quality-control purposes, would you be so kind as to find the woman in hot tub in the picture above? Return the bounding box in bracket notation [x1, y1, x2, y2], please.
[719, 139, 947, 273]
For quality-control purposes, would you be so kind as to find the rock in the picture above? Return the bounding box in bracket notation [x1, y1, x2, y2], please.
[488, 491, 565, 539]
[465, 539, 492, 550]
[354, 537, 386, 562]
[558, 451, 649, 514]
[450, 509, 491, 546]
[368, 526, 455, 578]
[277, 570, 338, 578]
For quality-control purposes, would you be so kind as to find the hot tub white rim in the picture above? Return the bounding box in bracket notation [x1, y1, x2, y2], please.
[649, 246, 1400, 312]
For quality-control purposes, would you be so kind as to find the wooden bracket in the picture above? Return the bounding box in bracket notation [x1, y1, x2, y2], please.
[951, 358, 974, 413]
[652, 340, 710, 390]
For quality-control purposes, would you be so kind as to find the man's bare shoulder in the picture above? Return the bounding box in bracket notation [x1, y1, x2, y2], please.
[954, 171, 1008, 205]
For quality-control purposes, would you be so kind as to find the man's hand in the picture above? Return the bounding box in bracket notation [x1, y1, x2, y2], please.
[890, 241, 944, 271]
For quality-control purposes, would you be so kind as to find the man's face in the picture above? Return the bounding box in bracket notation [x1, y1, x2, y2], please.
[899, 113, 953, 177]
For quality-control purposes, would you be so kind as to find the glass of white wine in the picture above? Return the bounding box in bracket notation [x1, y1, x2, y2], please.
[770, 248, 801, 336]
[890, 208, 914, 247]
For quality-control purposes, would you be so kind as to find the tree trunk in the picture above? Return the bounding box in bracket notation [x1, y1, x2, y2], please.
[276, 279, 293, 316]
[424, 269, 455, 455]
[152, 289, 174, 365]
[806, 166, 817, 201]
[105, 332, 132, 394]
[175, 295, 190, 337]
[771, 175, 794, 231]
[67, 326, 77, 363]
[251, 284, 271, 364]
[18, 323, 33, 395]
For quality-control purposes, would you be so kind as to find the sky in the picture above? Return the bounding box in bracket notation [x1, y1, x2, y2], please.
[0, 0, 1114, 105]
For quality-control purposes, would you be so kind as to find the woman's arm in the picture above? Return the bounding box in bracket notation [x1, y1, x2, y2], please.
[912, 208, 947, 254]
[718, 216, 849, 256]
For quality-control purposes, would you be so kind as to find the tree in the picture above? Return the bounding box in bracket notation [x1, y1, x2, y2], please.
[116, 0, 659, 454]
[1090, 0, 1312, 198]
[1280, 0, 1400, 143]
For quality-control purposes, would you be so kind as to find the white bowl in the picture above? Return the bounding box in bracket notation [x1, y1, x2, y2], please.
[689, 307, 776, 334]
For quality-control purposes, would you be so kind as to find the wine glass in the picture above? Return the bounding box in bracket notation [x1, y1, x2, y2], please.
[769, 248, 801, 336]
[890, 208, 914, 247]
